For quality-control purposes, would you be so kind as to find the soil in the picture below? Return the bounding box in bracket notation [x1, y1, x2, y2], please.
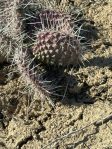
[0, 0, 112, 149]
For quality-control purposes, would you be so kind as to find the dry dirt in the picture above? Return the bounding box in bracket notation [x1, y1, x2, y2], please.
[0, 0, 112, 149]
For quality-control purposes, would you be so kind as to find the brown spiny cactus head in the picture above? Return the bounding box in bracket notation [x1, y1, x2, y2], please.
[35, 9, 72, 32]
[32, 31, 82, 67]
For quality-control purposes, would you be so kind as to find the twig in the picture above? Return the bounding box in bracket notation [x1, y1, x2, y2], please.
[42, 113, 112, 149]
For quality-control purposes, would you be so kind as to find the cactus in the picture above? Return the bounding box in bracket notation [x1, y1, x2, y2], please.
[32, 30, 81, 67]
[26, 9, 81, 67]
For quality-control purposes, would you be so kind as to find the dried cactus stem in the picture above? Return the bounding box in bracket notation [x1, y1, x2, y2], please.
[0, 35, 16, 63]
[0, 0, 22, 38]
[14, 48, 59, 106]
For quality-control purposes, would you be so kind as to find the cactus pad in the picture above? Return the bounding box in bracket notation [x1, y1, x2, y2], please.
[33, 31, 81, 67]
[35, 9, 72, 32]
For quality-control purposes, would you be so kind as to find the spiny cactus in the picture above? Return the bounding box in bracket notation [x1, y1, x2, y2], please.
[32, 30, 82, 67]
[26, 9, 81, 68]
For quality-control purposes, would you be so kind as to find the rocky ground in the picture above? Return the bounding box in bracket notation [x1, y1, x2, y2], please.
[0, 0, 112, 149]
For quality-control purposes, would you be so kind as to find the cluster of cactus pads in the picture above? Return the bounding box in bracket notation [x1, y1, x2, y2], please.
[0, 3, 82, 105]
